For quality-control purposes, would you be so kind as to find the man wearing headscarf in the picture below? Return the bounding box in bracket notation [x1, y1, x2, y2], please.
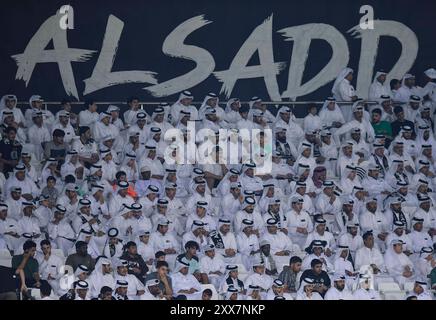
[239, 162, 264, 196]
[335, 141, 360, 179]
[360, 197, 389, 249]
[274, 125, 298, 161]
[0, 202, 22, 253]
[296, 277, 323, 300]
[171, 257, 202, 300]
[384, 239, 415, 286]
[301, 240, 333, 273]
[315, 181, 342, 221]
[25, 95, 55, 128]
[393, 74, 420, 104]
[411, 280, 433, 300]
[108, 181, 135, 215]
[93, 112, 121, 150]
[409, 218, 433, 255]
[140, 279, 165, 300]
[87, 257, 115, 299]
[128, 111, 149, 145]
[219, 181, 242, 221]
[18, 202, 41, 243]
[385, 197, 411, 233]
[236, 219, 260, 270]
[198, 93, 224, 120]
[114, 258, 145, 300]
[149, 218, 179, 269]
[274, 106, 304, 147]
[319, 97, 345, 133]
[352, 274, 380, 300]
[319, 130, 339, 178]
[262, 218, 294, 266]
[147, 105, 174, 135]
[286, 195, 313, 249]
[50, 110, 76, 145]
[214, 219, 240, 263]
[74, 280, 91, 300]
[5, 164, 40, 201]
[410, 195, 436, 243]
[220, 265, 245, 295]
[416, 247, 435, 279]
[27, 110, 51, 162]
[265, 279, 292, 300]
[170, 91, 198, 125]
[200, 244, 226, 289]
[46, 204, 74, 256]
[113, 279, 129, 300]
[234, 197, 264, 236]
[362, 165, 392, 205]
[0, 95, 25, 127]
[338, 222, 363, 261]
[248, 97, 275, 124]
[290, 176, 316, 215]
[332, 68, 358, 121]
[223, 98, 242, 128]
[333, 101, 375, 148]
[244, 257, 273, 297]
[388, 140, 415, 179]
[369, 70, 391, 100]
[184, 200, 216, 234]
[102, 228, 124, 261]
[324, 274, 353, 300]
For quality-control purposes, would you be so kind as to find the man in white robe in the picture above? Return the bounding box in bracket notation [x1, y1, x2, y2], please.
[324, 274, 353, 300]
[88, 257, 116, 299]
[332, 68, 358, 121]
[171, 257, 202, 300]
[200, 244, 226, 289]
[384, 239, 415, 287]
[369, 70, 391, 100]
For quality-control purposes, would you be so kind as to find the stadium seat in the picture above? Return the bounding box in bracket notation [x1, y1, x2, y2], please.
[381, 290, 406, 300]
[378, 281, 406, 300]
[378, 282, 401, 292]
[201, 284, 219, 300]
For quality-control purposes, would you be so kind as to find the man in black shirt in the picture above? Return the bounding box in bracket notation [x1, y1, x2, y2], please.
[0, 126, 22, 177]
[391, 106, 416, 138]
[120, 241, 149, 284]
[300, 259, 331, 297]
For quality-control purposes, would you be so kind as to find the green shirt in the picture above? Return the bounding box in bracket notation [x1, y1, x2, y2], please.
[372, 121, 393, 139]
[12, 254, 39, 280]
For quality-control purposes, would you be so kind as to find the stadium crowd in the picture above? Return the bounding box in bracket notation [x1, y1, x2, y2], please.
[0, 67, 435, 300]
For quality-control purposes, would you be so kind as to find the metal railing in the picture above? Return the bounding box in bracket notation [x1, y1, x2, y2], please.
[17, 100, 381, 107]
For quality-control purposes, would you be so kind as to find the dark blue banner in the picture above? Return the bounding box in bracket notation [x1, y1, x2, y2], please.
[1, 0, 435, 104]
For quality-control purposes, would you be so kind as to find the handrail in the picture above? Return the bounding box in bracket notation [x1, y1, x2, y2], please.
[16, 100, 384, 109]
